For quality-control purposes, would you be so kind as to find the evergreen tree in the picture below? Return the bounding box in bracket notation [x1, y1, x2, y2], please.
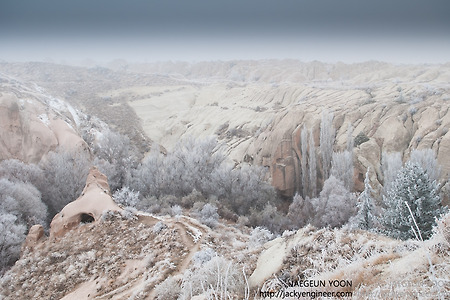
[382, 162, 446, 240]
[352, 168, 376, 230]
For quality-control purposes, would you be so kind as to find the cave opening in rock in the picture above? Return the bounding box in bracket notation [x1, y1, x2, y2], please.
[80, 213, 95, 224]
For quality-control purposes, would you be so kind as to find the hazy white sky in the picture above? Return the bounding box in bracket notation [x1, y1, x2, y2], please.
[1, 0, 449, 63]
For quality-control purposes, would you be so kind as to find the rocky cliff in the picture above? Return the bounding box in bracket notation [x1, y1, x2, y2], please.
[120, 61, 450, 197]
[0, 73, 87, 163]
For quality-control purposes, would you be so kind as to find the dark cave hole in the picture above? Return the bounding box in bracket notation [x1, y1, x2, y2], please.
[80, 213, 95, 224]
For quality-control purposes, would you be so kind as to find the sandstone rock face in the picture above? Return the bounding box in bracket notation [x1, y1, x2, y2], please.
[49, 167, 122, 238]
[118, 61, 450, 197]
[0, 75, 87, 163]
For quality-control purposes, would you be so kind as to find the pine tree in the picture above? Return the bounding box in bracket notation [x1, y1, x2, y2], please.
[382, 162, 446, 240]
[352, 168, 376, 230]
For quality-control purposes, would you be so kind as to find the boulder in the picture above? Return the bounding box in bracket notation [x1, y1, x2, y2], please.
[22, 224, 45, 252]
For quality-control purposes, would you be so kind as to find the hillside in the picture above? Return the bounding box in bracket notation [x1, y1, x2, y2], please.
[1, 60, 450, 198]
[0, 60, 449, 299]
[1, 167, 448, 299]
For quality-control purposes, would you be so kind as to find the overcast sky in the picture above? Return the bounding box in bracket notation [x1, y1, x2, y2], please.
[1, 0, 449, 63]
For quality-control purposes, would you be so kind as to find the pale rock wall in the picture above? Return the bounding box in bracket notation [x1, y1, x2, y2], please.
[0, 76, 87, 163]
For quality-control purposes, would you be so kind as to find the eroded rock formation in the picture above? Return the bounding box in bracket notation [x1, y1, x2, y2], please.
[49, 167, 122, 238]
[0, 77, 87, 164]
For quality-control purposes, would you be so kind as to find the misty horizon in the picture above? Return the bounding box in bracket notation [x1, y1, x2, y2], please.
[1, 0, 450, 64]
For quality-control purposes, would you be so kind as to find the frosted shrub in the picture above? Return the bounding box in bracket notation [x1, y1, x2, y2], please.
[180, 256, 244, 299]
[171, 205, 183, 217]
[93, 129, 140, 192]
[228, 164, 275, 215]
[0, 211, 26, 274]
[197, 203, 219, 228]
[112, 186, 140, 208]
[249, 227, 274, 248]
[249, 203, 287, 234]
[120, 207, 138, 221]
[287, 193, 314, 229]
[154, 276, 182, 300]
[311, 176, 357, 228]
[152, 221, 167, 234]
[0, 178, 47, 227]
[40, 147, 90, 216]
[193, 247, 216, 265]
[128, 136, 276, 217]
[181, 189, 206, 208]
[0, 159, 43, 187]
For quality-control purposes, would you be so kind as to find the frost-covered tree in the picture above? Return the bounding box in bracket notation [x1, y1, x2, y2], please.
[308, 128, 317, 197]
[170, 136, 227, 196]
[0, 159, 43, 187]
[129, 144, 165, 198]
[320, 110, 335, 181]
[129, 136, 275, 217]
[382, 162, 446, 240]
[248, 226, 274, 248]
[229, 164, 274, 215]
[287, 193, 314, 229]
[196, 203, 219, 228]
[40, 148, 90, 216]
[350, 168, 376, 230]
[94, 129, 139, 192]
[301, 126, 308, 197]
[409, 148, 440, 182]
[346, 123, 354, 151]
[0, 178, 47, 227]
[311, 176, 357, 228]
[381, 151, 403, 194]
[0, 211, 26, 274]
[331, 150, 353, 191]
[112, 186, 140, 208]
[249, 203, 287, 234]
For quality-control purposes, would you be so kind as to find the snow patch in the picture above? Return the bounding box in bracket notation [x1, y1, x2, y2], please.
[185, 224, 203, 243]
[38, 114, 50, 126]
